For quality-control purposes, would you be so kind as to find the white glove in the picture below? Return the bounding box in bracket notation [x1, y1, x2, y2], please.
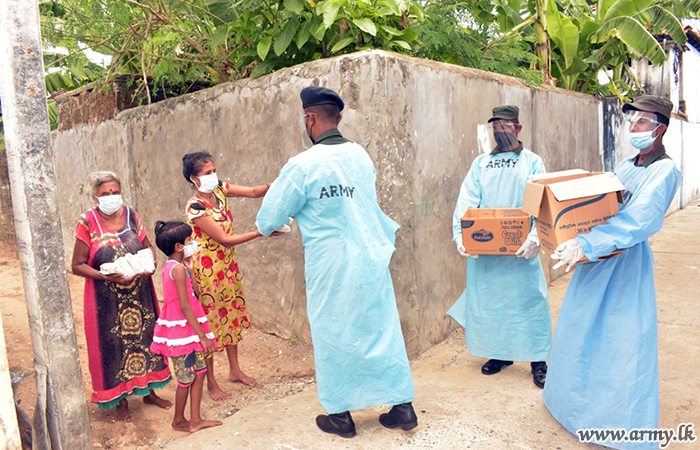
[456, 241, 478, 259]
[260, 217, 294, 236]
[277, 217, 294, 233]
[515, 236, 539, 260]
[551, 238, 584, 273]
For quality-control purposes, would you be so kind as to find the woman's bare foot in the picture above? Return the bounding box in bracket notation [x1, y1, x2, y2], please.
[229, 371, 256, 387]
[189, 419, 223, 433]
[171, 418, 191, 432]
[143, 391, 172, 409]
[207, 385, 231, 401]
[115, 399, 131, 422]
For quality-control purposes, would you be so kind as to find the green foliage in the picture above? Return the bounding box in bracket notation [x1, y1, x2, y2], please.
[449, 0, 698, 97]
[43, 51, 106, 95]
[412, 1, 544, 86]
[234, 0, 425, 79]
[37, 0, 699, 102]
[40, 0, 425, 95]
[540, 0, 698, 97]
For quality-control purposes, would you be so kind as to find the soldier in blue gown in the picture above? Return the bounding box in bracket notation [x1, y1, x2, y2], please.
[448, 105, 551, 388]
[256, 87, 416, 439]
[545, 96, 681, 449]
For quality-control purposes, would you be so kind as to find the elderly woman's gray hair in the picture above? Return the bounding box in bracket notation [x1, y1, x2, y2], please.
[87, 171, 121, 197]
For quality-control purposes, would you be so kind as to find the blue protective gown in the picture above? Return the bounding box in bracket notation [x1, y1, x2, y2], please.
[256, 138, 415, 414]
[448, 148, 551, 361]
[543, 153, 681, 449]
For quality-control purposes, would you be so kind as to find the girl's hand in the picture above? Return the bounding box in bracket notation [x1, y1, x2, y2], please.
[201, 339, 215, 356]
[183, 256, 194, 273]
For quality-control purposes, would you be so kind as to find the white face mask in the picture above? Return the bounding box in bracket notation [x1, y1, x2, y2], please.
[183, 241, 198, 258]
[97, 195, 123, 215]
[193, 173, 219, 193]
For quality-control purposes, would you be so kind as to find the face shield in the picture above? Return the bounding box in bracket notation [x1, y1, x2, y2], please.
[625, 110, 662, 151]
[299, 112, 314, 147]
[625, 110, 661, 131]
[477, 120, 520, 153]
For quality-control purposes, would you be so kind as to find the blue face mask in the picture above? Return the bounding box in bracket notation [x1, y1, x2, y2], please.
[629, 128, 658, 150]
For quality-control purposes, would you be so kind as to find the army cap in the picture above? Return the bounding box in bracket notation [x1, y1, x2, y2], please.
[488, 105, 520, 123]
[300, 86, 344, 112]
[622, 95, 673, 121]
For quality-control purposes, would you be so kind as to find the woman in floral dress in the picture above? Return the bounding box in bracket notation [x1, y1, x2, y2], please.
[183, 152, 275, 400]
[71, 171, 172, 421]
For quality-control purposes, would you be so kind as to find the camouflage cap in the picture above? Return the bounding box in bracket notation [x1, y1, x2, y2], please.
[488, 105, 520, 123]
[622, 95, 673, 121]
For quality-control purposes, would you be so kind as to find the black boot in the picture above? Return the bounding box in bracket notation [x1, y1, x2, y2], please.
[379, 402, 418, 431]
[531, 361, 547, 388]
[481, 359, 513, 375]
[316, 411, 356, 438]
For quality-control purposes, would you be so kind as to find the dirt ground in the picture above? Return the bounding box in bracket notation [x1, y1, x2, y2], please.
[3, 204, 700, 449]
[0, 253, 316, 449]
[162, 203, 700, 450]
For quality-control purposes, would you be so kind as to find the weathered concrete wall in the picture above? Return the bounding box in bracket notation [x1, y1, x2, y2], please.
[0, 145, 17, 256]
[49, 51, 615, 356]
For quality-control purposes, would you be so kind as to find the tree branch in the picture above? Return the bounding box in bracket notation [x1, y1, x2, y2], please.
[46, 36, 113, 68]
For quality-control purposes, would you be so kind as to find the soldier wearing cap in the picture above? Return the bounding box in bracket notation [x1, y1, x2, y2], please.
[256, 86, 417, 438]
[449, 105, 552, 388]
[544, 95, 681, 448]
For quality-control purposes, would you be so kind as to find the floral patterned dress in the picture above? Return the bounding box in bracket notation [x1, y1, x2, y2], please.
[186, 185, 251, 349]
[75, 206, 171, 409]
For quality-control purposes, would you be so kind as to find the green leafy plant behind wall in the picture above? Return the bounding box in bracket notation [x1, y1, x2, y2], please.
[40, 0, 425, 101]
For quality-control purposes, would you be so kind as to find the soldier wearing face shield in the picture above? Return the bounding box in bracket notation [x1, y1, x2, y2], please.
[544, 96, 681, 449]
[449, 105, 551, 388]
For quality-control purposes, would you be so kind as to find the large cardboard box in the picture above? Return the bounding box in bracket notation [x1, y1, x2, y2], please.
[521, 169, 625, 255]
[461, 208, 532, 255]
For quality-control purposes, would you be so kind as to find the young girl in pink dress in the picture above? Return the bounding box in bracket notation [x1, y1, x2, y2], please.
[151, 221, 222, 433]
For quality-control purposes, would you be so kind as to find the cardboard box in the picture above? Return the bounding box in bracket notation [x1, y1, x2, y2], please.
[461, 208, 532, 255]
[521, 169, 625, 256]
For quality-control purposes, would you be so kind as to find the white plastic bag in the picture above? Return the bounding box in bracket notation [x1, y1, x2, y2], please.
[123, 253, 146, 274]
[99, 262, 120, 275]
[114, 258, 136, 278]
[137, 249, 155, 273]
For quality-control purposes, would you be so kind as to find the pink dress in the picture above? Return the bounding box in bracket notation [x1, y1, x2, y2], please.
[76, 206, 170, 408]
[150, 260, 217, 357]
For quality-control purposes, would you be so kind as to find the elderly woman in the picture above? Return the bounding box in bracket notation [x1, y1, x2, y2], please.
[71, 171, 172, 421]
[183, 152, 274, 401]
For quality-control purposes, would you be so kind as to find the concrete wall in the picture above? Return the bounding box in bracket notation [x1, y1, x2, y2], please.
[0, 145, 16, 256]
[48, 50, 609, 357]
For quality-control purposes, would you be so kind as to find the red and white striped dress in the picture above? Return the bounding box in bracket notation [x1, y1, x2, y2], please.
[150, 260, 217, 357]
